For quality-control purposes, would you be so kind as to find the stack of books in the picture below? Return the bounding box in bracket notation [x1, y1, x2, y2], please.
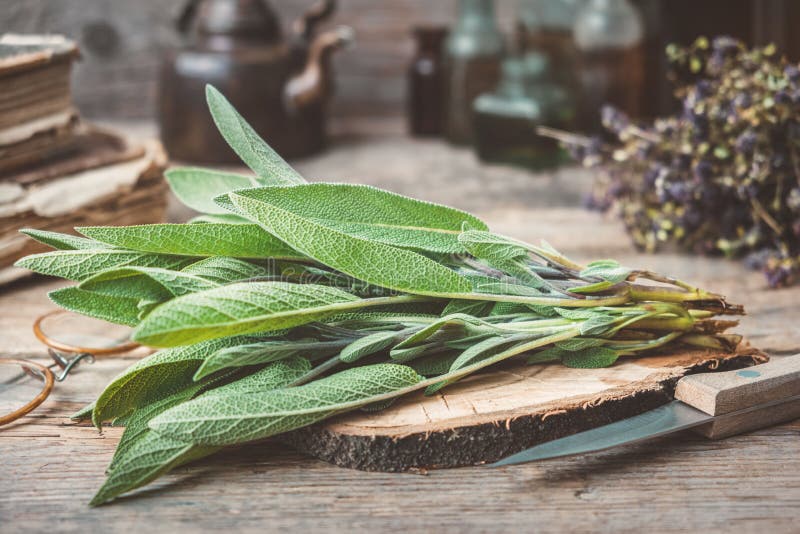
[0, 34, 168, 285]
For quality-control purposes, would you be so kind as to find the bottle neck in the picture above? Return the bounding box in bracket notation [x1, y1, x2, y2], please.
[455, 0, 497, 29]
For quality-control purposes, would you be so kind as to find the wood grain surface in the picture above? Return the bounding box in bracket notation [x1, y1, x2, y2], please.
[288, 347, 764, 471]
[2, 122, 799, 531]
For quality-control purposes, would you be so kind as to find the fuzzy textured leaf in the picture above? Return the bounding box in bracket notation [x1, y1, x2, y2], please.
[49, 287, 141, 326]
[78, 223, 302, 260]
[20, 228, 110, 251]
[206, 85, 305, 185]
[132, 282, 414, 347]
[15, 249, 194, 281]
[226, 192, 473, 296]
[222, 183, 487, 253]
[165, 167, 260, 215]
[149, 364, 424, 445]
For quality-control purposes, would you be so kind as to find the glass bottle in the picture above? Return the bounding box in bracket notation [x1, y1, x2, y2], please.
[407, 26, 448, 136]
[516, 0, 582, 86]
[473, 53, 572, 169]
[573, 0, 644, 132]
[444, 0, 505, 145]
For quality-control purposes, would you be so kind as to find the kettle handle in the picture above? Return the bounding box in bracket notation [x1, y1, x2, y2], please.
[293, 0, 337, 41]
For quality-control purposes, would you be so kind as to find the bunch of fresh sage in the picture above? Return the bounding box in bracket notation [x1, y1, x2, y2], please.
[16, 86, 744, 505]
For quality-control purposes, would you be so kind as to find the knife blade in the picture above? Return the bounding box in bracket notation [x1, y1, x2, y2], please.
[491, 353, 800, 467]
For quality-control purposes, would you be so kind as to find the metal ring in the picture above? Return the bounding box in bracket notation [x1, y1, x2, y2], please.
[33, 310, 139, 356]
[0, 359, 55, 427]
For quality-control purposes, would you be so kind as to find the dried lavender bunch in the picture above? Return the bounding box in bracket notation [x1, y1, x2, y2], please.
[561, 37, 800, 288]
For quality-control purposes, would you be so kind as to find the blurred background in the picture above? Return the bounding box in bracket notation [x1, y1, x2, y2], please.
[2, 0, 800, 287]
[3, 0, 799, 122]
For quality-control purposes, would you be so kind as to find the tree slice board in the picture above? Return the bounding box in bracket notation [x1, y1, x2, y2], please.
[285, 345, 765, 471]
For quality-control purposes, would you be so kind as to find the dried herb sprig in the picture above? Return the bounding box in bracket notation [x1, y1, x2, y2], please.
[557, 37, 800, 288]
[16, 85, 744, 505]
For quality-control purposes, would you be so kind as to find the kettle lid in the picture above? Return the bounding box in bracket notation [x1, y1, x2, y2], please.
[181, 0, 282, 42]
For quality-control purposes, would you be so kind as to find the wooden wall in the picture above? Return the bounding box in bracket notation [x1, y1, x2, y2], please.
[0, 0, 518, 120]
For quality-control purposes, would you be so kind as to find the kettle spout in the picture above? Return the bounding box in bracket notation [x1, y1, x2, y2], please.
[284, 26, 354, 113]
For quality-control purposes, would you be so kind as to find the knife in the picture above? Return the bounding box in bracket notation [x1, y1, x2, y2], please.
[491, 353, 800, 467]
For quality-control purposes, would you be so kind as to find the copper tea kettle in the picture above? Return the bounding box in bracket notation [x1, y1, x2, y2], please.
[158, 0, 352, 163]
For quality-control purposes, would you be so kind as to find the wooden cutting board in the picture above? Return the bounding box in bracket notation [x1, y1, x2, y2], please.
[285, 345, 765, 471]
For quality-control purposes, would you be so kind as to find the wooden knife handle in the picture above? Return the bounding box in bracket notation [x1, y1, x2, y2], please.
[675, 353, 800, 439]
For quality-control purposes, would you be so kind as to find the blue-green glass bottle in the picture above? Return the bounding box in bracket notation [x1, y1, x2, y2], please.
[473, 53, 573, 169]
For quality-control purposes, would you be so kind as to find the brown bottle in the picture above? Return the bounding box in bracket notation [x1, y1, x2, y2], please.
[573, 0, 645, 132]
[158, 0, 352, 163]
[444, 0, 505, 145]
[407, 26, 448, 136]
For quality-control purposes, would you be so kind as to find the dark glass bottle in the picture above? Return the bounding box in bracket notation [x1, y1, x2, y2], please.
[444, 0, 505, 145]
[473, 53, 572, 169]
[407, 26, 448, 136]
[573, 0, 645, 132]
[516, 0, 581, 128]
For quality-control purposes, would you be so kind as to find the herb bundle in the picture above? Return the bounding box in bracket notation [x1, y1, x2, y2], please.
[17, 86, 744, 505]
[562, 37, 800, 288]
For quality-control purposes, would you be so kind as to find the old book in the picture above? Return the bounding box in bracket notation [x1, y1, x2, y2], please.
[0, 34, 81, 175]
[0, 137, 168, 285]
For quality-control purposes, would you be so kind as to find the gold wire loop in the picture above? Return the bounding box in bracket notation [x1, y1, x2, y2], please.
[0, 359, 55, 427]
[33, 310, 139, 356]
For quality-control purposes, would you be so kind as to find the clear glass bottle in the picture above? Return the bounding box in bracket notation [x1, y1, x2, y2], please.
[573, 0, 644, 132]
[473, 53, 572, 169]
[407, 26, 448, 136]
[444, 0, 505, 145]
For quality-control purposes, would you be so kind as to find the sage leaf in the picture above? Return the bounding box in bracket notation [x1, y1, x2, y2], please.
[132, 282, 423, 347]
[20, 228, 110, 251]
[165, 167, 260, 215]
[78, 223, 302, 260]
[555, 337, 607, 351]
[560, 346, 620, 368]
[15, 249, 195, 281]
[441, 299, 494, 317]
[90, 357, 312, 506]
[338, 330, 401, 363]
[194, 338, 343, 380]
[49, 287, 141, 326]
[579, 260, 633, 284]
[92, 336, 253, 426]
[149, 363, 424, 445]
[181, 256, 270, 284]
[458, 230, 529, 262]
[108, 382, 207, 473]
[226, 192, 473, 296]
[80, 266, 221, 300]
[90, 430, 217, 507]
[448, 334, 534, 374]
[206, 85, 305, 185]
[223, 183, 487, 253]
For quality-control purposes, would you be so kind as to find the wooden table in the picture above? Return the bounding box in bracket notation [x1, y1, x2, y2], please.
[2, 126, 799, 532]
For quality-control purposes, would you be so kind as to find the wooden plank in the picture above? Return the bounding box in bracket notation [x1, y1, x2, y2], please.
[287, 346, 764, 471]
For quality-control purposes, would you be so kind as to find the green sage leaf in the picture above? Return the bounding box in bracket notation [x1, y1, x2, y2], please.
[15, 249, 195, 281]
[20, 228, 110, 251]
[226, 192, 473, 296]
[149, 363, 424, 445]
[560, 346, 620, 368]
[206, 85, 306, 185]
[78, 223, 302, 260]
[49, 287, 141, 326]
[222, 183, 487, 253]
[132, 282, 421, 347]
[165, 167, 260, 215]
